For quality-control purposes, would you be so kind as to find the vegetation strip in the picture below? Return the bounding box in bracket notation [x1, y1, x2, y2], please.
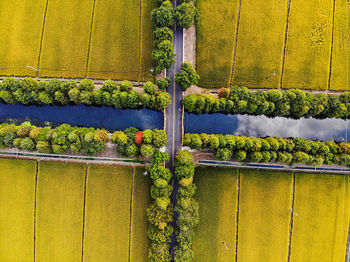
[0, 77, 171, 111]
[36, 0, 49, 77]
[85, 0, 97, 78]
[183, 86, 350, 119]
[33, 161, 39, 262]
[280, 0, 292, 89]
[287, 173, 296, 262]
[184, 133, 350, 168]
[80, 165, 88, 262]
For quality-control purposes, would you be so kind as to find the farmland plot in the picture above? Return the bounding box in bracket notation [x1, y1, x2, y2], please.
[0, 0, 47, 77]
[290, 173, 350, 262]
[193, 167, 238, 261]
[281, 0, 334, 90]
[196, 0, 240, 88]
[38, 0, 94, 78]
[329, 0, 349, 91]
[35, 161, 86, 262]
[237, 169, 293, 261]
[0, 159, 37, 261]
[232, 0, 288, 89]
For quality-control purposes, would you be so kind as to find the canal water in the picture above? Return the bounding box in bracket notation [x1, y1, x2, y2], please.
[0, 104, 164, 131]
[184, 113, 349, 142]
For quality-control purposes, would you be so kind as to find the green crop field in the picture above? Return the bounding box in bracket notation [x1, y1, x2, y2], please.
[232, 0, 287, 89]
[193, 167, 238, 261]
[290, 173, 350, 261]
[0, 0, 47, 77]
[282, 0, 333, 90]
[329, 0, 349, 91]
[0, 158, 37, 261]
[197, 0, 348, 91]
[38, 0, 94, 78]
[0, 159, 150, 261]
[196, 0, 239, 88]
[0, 0, 155, 81]
[193, 167, 350, 261]
[237, 169, 293, 261]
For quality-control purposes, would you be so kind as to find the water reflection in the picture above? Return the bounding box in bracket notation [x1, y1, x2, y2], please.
[0, 104, 164, 131]
[184, 113, 349, 142]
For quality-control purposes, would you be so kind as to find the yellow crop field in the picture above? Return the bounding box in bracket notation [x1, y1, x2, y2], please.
[192, 167, 238, 261]
[139, 0, 157, 81]
[329, 0, 349, 91]
[0, 159, 37, 261]
[282, 0, 333, 90]
[87, 0, 141, 81]
[83, 164, 132, 262]
[38, 0, 94, 78]
[290, 173, 350, 261]
[35, 161, 86, 262]
[196, 0, 240, 88]
[232, 0, 288, 89]
[0, 0, 47, 77]
[130, 167, 151, 262]
[237, 169, 293, 261]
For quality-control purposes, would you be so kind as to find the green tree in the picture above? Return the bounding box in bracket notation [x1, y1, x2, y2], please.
[119, 80, 133, 92]
[175, 62, 200, 91]
[156, 77, 171, 90]
[153, 27, 174, 47]
[175, 2, 199, 29]
[151, 1, 174, 28]
[152, 40, 176, 74]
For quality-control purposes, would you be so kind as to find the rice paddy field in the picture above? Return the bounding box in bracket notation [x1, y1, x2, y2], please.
[196, 0, 349, 91]
[193, 166, 350, 261]
[0, 158, 150, 262]
[0, 0, 155, 81]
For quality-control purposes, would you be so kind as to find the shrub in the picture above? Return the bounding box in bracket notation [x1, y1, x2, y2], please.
[101, 80, 118, 93]
[141, 144, 155, 157]
[156, 77, 171, 90]
[214, 148, 232, 161]
[152, 40, 176, 74]
[79, 79, 94, 92]
[153, 27, 174, 47]
[119, 80, 133, 92]
[126, 144, 138, 157]
[218, 88, 230, 98]
[151, 1, 174, 28]
[20, 137, 35, 151]
[175, 2, 199, 29]
[144, 82, 156, 95]
[175, 62, 200, 91]
[152, 129, 168, 148]
[36, 141, 52, 153]
[143, 129, 153, 144]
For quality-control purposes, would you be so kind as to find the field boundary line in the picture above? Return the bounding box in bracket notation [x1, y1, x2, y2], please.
[229, 0, 242, 87]
[346, 214, 350, 262]
[85, 0, 97, 78]
[234, 169, 241, 261]
[128, 167, 135, 262]
[33, 161, 39, 262]
[279, 0, 292, 89]
[81, 164, 88, 262]
[137, 0, 142, 82]
[36, 0, 50, 77]
[327, 0, 337, 90]
[287, 173, 296, 262]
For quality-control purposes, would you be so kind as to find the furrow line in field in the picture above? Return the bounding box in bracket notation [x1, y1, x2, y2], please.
[128, 167, 135, 262]
[36, 0, 50, 77]
[287, 173, 296, 262]
[229, 0, 242, 87]
[80, 164, 88, 262]
[137, 0, 142, 82]
[85, 0, 97, 78]
[327, 0, 337, 90]
[234, 169, 241, 261]
[279, 0, 292, 89]
[33, 161, 39, 262]
[346, 215, 350, 262]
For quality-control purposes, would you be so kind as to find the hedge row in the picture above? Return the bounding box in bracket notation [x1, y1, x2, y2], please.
[183, 133, 350, 167]
[0, 121, 168, 158]
[0, 77, 171, 111]
[111, 128, 167, 158]
[183, 86, 350, 119]
[147, 151, 174, 262]
[151, 1, 176, 74]
[0, 122, 108, 155]
[173, 150, 199, 262]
